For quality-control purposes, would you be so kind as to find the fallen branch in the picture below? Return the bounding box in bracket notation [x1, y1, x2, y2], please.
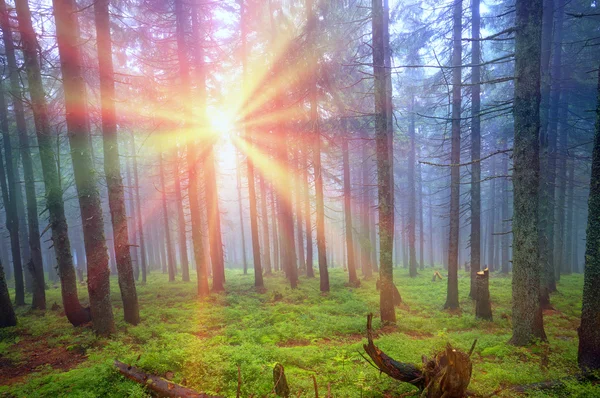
[114, 360, 222, 398]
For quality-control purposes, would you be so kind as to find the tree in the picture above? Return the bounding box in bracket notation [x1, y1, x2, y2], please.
[94, 0, 139, 325]
[445, 0, 462, 310]
[577, 65, 600, 371]
[342, 120, 359, 287]
[158, 153, 176, 281]
[510, 0, 546, 346]
[470, 0, 482, 298]
[14, 0, 91, 325]
[52, 0, 115, 335]
[372, 0, 395, 323]
[408, 93, 418, 278]
[0, 0, 45, 311]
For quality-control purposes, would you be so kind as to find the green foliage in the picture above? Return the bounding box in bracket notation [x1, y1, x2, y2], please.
[1, 269, 598, 397]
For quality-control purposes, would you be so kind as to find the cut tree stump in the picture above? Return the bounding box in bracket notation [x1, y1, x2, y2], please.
[474, 268, 493, 321]
[114, 360, 222, 398]
[363, 314, 474, 398]
[273, 363, 290, 397]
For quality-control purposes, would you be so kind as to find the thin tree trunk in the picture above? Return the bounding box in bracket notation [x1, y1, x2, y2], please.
[408, 93, 418, 277]
[445, 0, 462, 310]
[94, 0, 139, 324]
[554, 91, 569, 275]
[565, 155, 575, 274]
[501, 139, 510, 274]
[270, 185, 280, 273]
[294, 147, 305, 274]
[173, 148, 190, 281]
[470, 0, 482, 298]
[303, 142, 313, 277]
[52, 0, 115, 335]
[342, 122, 359, 287]
[418, 149, 424, 271]
[236, 149, 248, 275]
[125, 142, 140, 281]
[259, 173, 271, 275]
[361, 138, 373, 279]
[159, 154, 176, 281]
[130, 133, 147, 283]
[487, 156, 496, 271]
[511, 0, 546, 346]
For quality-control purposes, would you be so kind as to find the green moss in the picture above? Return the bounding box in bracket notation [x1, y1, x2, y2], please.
[1, 269, 598, 397]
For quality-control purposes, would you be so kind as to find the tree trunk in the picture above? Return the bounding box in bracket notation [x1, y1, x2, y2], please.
[565, 156, 574, 274]
[475, 268, 492, 321]
[94, 0, 139, 325]
[407, 94, 418, 277]
[361, 136, 373, 279]
[373, 0, 395, 323]
[487, 155, 496, 271]
[445, 0, 462, 310]
[236, 149, 248, 275]
[129, 134, 148, 282]
[270, 186, 281, 273]
[173, 148, 190, 281]
[501, 140, 510, 275]
[258, 173, 271, 275]
[303, 141, 313, 277]
[0, 82, 24, 307]
[470, 0, 482, 298]
[294, 147, 305, 274]
[159, 154, 176, 282]
[15, 0, 90, 324]
[510, 0, 546, 346]
[307, 0, 328, 293]
[0, 0, 45, 310]
[578, 65, 600, 371]
[342, 123, 359, 287]
[418, 148, 424, 271]
[554, 91, 569, 275]
[205, 149, 225, 291]
[52, 0, 115, 335]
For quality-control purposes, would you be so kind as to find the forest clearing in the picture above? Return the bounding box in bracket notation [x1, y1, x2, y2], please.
[1, 270, 596, 397]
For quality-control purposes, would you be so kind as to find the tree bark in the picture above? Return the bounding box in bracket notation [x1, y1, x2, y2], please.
[511, 0, 547, 346]
[577, 65, 600, 371]
[259, 173, 271, 275]
[445, 0, 462, 310]
[173, 148, 190, 281]
[470, 0, 482, 298]
[52, 0, 115, 335]
[475, 269, 493, 321]
[0, 0, 45, 310]
[236, 149, 248, 275]
[0, 259, 16, 327]
[130, 134, 147, 282]
[14, 0, 90, 325]
[159, 154, 176, 281]
[408, 94, 418, 278]
[94, 0, 139, 325]
[373, 0, 395, 323]
[303, 140, 313, 277]
[342, 122, 359, 287]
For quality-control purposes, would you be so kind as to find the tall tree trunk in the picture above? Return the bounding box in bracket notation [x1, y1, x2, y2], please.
[373, 0, 395, 323]
[342, 122, 359, 287]
[94, 0, 139, 324]
[445, 0, 462, 310]
[130, 134, 147, 283]
[159, 154, 176, 281]
[511, 0, 546, 346]
[0, 83, 24, 306]
[0, 0, 45, 310]
[565, 154, 575, 274]
[294, 147, 305, 273]
[361, 137, 373, 279]
[236, 149, 248, 275]
[577, 65, 600, 371]
[303, 142, 313, 277]
[259, 173, 271, 275]
[52, 0, 115, 335]
[270, 185, 280, 273]
[428, 186, 434, 267]
[501, 138, 510, 274]
[173, 149, 190, 281]
[178, 0, 209, 296]
[418, 149, 424, 271]
[487, 156, 496, 271]
[539, 0, 556, 310]
[407, 94, 418, 277]
[307, 0, 328, 292]
[125, 140, 140, 278]
[554, 91, 569, 275]
[241, 0, 263, 290]
[205, 149, 225, 291]
[470, 0, 482, 298]
[15, 0, 90, 323]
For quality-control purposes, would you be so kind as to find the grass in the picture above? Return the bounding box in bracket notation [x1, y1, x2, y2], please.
[0, 267, 598, 397]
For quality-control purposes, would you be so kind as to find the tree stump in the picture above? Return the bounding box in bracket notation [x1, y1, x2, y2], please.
[363, 314, 474, 397]
[475, 268, 493, 321]
[273, 363, 290, 397]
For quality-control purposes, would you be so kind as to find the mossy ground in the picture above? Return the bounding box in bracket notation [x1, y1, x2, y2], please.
[0, 268, 597, 397]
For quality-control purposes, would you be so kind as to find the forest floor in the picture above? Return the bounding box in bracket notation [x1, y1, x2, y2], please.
[0, 267, 597, 397]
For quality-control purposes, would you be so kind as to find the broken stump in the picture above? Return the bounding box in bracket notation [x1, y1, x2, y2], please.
[475, 268, 493, 321]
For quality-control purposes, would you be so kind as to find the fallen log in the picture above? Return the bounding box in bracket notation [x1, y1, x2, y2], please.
[363, 314, 474, 398]
[114, 360, 222, 398]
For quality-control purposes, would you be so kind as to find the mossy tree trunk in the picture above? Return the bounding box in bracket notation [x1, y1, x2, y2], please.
[14, 0, 90, 325]
[94, 0, 139, 325]
[577, 65, 600, 371]
[0, 0, 45, 310]
[510, 0, 547, 346]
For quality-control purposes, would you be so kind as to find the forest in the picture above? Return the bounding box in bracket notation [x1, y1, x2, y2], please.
[0, 0, 599, 396]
